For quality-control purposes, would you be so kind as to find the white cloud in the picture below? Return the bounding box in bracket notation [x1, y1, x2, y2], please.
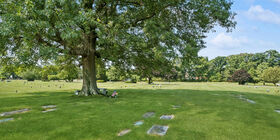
[209, 33, 248, 49]
[200, 32, 280, 59]
[273, 0, 280, 4]
[246, 5, 280, 25]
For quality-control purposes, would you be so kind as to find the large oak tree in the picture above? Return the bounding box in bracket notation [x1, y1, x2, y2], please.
[0, 0, 236, 96]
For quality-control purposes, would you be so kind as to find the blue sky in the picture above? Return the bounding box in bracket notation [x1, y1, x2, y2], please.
[199, 0, 280, 59]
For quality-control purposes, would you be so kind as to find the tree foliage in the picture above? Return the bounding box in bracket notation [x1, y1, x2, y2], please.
[41, 65, 59, 81]
[262, 67, 280, 85]
[21, 70, 38, 81]
[1, 0, 236, 95]
[231, 69, 251, 85]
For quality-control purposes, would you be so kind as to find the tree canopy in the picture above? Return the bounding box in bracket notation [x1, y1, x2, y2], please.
[262, 67, 280, 86]
[0, 0, 236, 95]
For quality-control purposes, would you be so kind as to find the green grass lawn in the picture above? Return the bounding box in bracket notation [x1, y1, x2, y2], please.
[0, 80, 280, 140]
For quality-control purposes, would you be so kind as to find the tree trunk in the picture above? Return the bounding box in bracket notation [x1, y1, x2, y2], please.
[79, 53, 99, 96]
[148, 77, 152, 84]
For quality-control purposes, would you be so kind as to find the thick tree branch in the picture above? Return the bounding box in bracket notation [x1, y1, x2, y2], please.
[132, 4, 172, 26]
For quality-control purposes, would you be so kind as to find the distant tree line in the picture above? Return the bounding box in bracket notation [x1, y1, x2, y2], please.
[1, 50, 279, 85]
[180, 50, 280, 85]
[0, 56, 80, 82]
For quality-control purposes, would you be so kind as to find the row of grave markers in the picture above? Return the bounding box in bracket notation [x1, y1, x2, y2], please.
[117, 105, 179, 137]
[0, 105, 57, 123]
[117, 95, 280, 137]
[1, 94, 280, 138]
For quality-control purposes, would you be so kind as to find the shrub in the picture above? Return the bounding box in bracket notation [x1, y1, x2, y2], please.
[58, 69, 78, 82]
[231, 69, 251, 85]
[41, 65, 59, 81]
[125, 78, 137, 83]
[48, 75, 60, 81]
[209, 73, 223, 82]
[22, 71, 36, 81]
[0, 76, 6, 81]
[96, 80, 106, 83]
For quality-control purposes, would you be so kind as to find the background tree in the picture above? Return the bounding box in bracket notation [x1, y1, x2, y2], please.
[96, 59, 107, 81]
[248, 67, 258, 84]
[55, 56, 80, 82]
[0, 0, 236, 96]
[231, 69, 251, 85]
[41, 65, 59, 81]
[57, 65, 79, 82]
[208, 56, 227, 82]
[262, 67, 280, 86]
[180, 57, 209, 81]
[134, 54, 172, 84]
[256, 62, 269, 85]
[264, 50, 280, 66]
[0, 64, 17, 79]
[224, 54, 247, 80]
[106, 66, 125, 81]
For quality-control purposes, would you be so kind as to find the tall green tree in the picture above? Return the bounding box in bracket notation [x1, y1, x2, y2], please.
[208, 56, 227, 81]
[0, 0, 236, 96]
[41, 65, 59, 81]
[264, 50, 280, 66]
[181, 57, 209, 81]
[262, 67, 280, 86]
[106, 66, 125, 81]
[256, 62, 269, 85]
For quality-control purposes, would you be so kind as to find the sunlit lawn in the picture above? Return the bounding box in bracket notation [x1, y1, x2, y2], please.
[0, 80, 280, 140]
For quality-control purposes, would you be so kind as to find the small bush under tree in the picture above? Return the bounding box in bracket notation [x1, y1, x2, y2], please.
[96, 80, 105, 83]
[48, 75, 60, 81]
[22, 71, 36, 81]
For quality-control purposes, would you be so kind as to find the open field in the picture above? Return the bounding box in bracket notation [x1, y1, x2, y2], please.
[0, 80, 280, 140]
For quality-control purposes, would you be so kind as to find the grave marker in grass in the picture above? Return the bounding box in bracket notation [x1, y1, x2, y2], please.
[117, 129, 131, 136]
[160, 115, 174, 120]
[172, 105, 181, 109]
[42, 105, 57, 109]
[0, 108, 30, 117]
[0, 118, 14, 123]
[143, 112, 155, 118]
[147, 125, 169, 136]
[134, 120, 144, 126]
[42, 105, 57, 113]
[42, 108, 57, 113]
[237, 95, 256, 104]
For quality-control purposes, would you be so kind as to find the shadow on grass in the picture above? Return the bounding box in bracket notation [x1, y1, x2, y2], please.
[1, 88, 280, 107]
[1, 88, 280, 139]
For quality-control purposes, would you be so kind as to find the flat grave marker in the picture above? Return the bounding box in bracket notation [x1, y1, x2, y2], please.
[42, 105, 57, 113]
[134, 120, 144, 126]
[147, 125, 169, 136]
[237, 95, 256, 104]
[0, 108, 30, 117]
[246, 99, 256, 104]
[160, 115, 175, 120]
[42, 105, 56, 109]
[143, 112, 155, 118]
[42, 108, 56, 113]
[117, 129, 131, 136]
[0, 118, 14, 123]
[172, 105, 181, 109]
